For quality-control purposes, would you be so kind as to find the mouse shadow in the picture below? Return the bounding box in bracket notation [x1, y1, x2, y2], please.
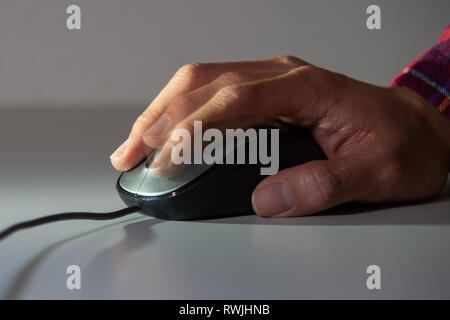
[81, 218, 165, 299]
[196, 185, 450, 226]
[3, 216, 163, 300]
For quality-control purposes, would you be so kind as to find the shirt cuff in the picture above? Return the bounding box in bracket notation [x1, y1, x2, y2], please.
[391, 24, 450, 119]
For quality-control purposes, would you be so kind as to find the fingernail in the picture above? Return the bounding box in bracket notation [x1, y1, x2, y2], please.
[110, 138, 130, 159]
[150, 145, 170, 167]
[252, 182, 295, 216]
[148, 144, 174, 176]
[143, 113, 171, 146]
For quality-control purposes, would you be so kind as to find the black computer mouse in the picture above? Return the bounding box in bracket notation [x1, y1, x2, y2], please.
[116, 123, 327, 220]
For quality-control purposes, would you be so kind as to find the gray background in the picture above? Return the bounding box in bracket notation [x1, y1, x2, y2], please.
[0, 0, 450, 299]
[0, 0, 449, 107]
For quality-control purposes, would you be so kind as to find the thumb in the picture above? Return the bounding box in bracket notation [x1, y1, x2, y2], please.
[251, 158, 366, 217]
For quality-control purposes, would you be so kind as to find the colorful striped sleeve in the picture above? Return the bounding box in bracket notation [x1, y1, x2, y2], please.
[391, 24, 450, 119]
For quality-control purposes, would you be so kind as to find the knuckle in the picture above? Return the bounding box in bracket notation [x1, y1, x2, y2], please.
[211, 84, 245, 113]
[276, 55, 303, 66]
[174, 121, 196, 138]
[175, 63, 204, 81]
[131, 111, 157, 134]
[217, 71, 246, 85]
[212, 83, 256, 116]
[216, 85, 243, 103]
[292, 65, 324, 81]
[234, 83, 254, 100]
[293, 65, 331, 82]
[302, 163, 342, 206]
[135, 111, 154, 126]
[171, 95, 195, 111]
[293, 65, 347, 105]
[177, 63, 202, 75]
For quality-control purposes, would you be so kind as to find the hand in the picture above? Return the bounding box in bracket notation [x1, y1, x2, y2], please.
[110, 56, 450, 217]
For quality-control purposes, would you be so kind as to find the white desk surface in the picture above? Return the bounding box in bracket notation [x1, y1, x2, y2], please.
[1, 107, 449, 299]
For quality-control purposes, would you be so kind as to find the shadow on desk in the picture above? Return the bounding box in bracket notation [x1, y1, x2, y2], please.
[3, 216, 162, 300]
[4, 179, 449, 299]
[199, 180, 450, 226]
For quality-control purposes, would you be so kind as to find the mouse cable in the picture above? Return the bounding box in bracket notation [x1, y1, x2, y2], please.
[0, 206, 140, 241]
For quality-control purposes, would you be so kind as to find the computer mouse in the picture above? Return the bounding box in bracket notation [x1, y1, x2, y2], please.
[116, 122, 327, 220]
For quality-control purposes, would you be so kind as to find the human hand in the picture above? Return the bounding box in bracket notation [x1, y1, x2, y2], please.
[110, 56, 450, 217]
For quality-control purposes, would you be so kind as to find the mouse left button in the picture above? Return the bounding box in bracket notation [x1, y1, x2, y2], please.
[117, 160, 148, 194]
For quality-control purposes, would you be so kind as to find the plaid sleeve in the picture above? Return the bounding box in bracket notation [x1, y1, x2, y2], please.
[391, 24, 450, 119]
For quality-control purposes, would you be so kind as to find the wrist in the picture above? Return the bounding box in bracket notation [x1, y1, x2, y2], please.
[391, 85, 450, 170]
